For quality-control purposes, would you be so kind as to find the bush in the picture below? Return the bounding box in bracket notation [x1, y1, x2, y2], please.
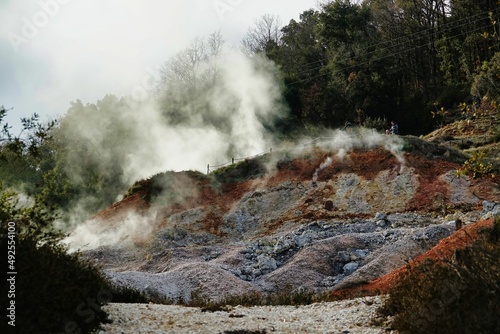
[362, 116, 388, 132]
[455, 151, 495, 179]
[379, 217, 500, 334]
[3, 233, 111, 334]
[471, 52, 500, 103]
[0, 186, 149, 334]
[186, 285, 316, 312]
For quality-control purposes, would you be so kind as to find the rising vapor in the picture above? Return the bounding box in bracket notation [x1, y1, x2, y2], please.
[309, 128, 405, 183]
[60, 35, 288, 250]
[60, 34, 406, 252]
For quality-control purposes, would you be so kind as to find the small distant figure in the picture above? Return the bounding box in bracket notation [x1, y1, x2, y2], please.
[455, 218, 463, 231]
[390, 121, 399, 135]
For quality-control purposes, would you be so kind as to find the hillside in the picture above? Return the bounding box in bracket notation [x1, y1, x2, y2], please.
[65, 127, 499, 332]
[424, 103, 500, 166]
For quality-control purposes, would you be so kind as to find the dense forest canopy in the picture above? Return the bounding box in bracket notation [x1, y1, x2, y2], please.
[1, 0, 499, 224]
[262, 0, 499, 133]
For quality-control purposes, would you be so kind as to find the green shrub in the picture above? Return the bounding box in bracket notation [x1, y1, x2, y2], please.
[362, 116, 388, 132]
[6, 234, 111, 334]
[379, 217, 500, 333]
[471, 52, 500, 103]
[455, 151, 495, 179]
[0, 186, 149, 334]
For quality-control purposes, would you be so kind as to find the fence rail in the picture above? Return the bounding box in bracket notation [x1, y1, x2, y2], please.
[206, 135, 353, 174]
[207, 148, 274, 174]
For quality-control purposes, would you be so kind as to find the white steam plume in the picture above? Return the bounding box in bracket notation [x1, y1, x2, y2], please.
[63, 211, 156, 252]
[60, 46, 286, 251]
[61, 49, 284, 186]
[312, 157, 333, 183]
[309, 128, 405, 182]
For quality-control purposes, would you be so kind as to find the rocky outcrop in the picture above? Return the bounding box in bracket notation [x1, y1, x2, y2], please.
[79, 136, 499, 302]
[102, 202, 497, 303]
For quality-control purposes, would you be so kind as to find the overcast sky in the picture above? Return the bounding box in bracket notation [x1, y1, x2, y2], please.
[0, 0, 317, 131]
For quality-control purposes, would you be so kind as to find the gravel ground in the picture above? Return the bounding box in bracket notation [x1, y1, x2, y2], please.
[99, 295, 394, 334]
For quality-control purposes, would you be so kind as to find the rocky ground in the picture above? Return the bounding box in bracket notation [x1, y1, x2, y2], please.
[100, 295, 391, 334]
[97, 216, 499, 334]
[66, 129, 499, 333]
[100, 209, 490, 302]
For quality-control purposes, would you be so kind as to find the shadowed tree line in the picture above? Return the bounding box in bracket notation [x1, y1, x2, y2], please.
[245, 0, 499, 135]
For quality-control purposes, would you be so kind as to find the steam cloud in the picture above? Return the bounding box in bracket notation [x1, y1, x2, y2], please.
[62, 211, 157, 251]
[63, 50, 284, 185]
[309, 128, 405, 182]
[63, 126, 406, 252]
[312, 157, 333, 183]
[60, 37, 405, 252]
[61, 41, 286, 251]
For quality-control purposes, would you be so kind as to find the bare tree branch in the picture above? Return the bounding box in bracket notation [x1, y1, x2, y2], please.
[242, 14, 283, 56]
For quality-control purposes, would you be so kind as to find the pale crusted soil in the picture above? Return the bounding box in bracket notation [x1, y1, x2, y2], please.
[99, 295, 394, 334]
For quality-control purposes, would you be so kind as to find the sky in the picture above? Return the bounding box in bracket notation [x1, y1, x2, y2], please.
[0, 0, 318, 132]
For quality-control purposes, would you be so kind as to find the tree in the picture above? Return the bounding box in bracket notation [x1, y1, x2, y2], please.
[0, 107, 57, 192]
[318, 0, 394, 125]
[360, 0, 500, 132]
[50, 96, 137, 215]
[159, 32, 224, 91]
[0, 179, 116, 334]
[275, 9, 328, 128]
[0, 107, 56, 157]
[241, 14, 283, 57]
[158, 31, 226, 126]
[471, 51, 500, 102]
